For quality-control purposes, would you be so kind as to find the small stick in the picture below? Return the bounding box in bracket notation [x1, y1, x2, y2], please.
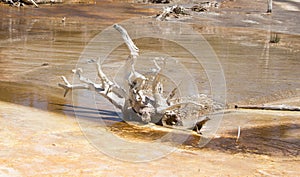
[235, 104, 300, 111]
[7, 0, 16, 6]
[29, 0, 39, 8]
[236, 126, 241, 142]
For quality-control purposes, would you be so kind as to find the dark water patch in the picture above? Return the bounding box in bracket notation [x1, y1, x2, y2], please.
[200, 123, 300, 157]
[52, 102, 123, 122]
[0, 81, 69, 114]
[108, 120, 202, 144]
[0, 81, 123, 124]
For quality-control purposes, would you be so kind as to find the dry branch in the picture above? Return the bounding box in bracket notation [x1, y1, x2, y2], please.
[113, 24, 139, 57]
[156, 5, 188, 21]
[29, 0, 38, 7]
[58, 24, 220, 134]
[235, 104, 300, 111]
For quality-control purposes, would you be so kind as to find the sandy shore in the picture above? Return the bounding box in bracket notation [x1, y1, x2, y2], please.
[0, 100, 299, 176]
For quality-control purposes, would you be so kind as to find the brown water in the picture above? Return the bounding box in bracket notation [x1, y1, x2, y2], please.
[0, 0, 300, 158]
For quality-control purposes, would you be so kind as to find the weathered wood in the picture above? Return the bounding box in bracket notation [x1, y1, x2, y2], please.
[29, 0, 38, 7]
[156, 5, 188, 21]
[113, 24, 139, 57]
[2, 0, 63, 6]
[6, 0, 16, 5]
[235, 104, 300, 111]
[58, 24, 219, 134]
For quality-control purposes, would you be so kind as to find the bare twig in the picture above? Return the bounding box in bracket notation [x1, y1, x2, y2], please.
[58, 76, 89, 97]
[113, 24, 139, 57]
[236, 126, 241, 142]
[29, 0, 39, 7]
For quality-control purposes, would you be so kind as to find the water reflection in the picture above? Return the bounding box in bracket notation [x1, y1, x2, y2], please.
[1, 13, 300, 105]
[0, 82, 67, 114]
[53, 103, 123, 122]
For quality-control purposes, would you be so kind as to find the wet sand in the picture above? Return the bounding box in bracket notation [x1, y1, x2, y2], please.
[0, 99, 299, 176]
[0, 0, 300, 176]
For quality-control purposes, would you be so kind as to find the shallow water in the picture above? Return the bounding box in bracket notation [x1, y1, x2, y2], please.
[0, 0, 299, 157]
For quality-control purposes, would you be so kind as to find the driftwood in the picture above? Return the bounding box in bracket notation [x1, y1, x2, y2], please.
[191, 5, 208, 12]
[58, 24, 221, 134]
[2, 0, 38, 7]
[156, 1, 220, 21]
[191, 1, 219, 12]
[235, 104, 300, 111]
[1, 0, 61, 6]
[156, 5, 189, 21]
[1, 0, 24, 6]
[28, 0, 38, 7]
[5, 0, 15, 5]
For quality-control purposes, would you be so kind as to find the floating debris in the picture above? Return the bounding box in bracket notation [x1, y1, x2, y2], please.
[191, 5, 208, 12]
[41, 62, 49, 66]
[86, 59, 96, 64]
[156, 5, 189, 21]
[156, 1, 221, 21]
[135, 0, 170, 4]
[235, 104, 300, 111]
[191, 1, 219, 12]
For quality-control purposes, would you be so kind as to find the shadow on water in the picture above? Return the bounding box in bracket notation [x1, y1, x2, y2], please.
[198, 123, 300, 157]
[51, 103, 123, 122]
[0, 81, 123, 122]
[106, 120, 300, 157]
[0, 81, 66, 111]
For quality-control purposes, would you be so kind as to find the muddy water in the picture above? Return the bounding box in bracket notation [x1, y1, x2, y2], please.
[0, 0, 155, 110]
[0, 0, 300, 158]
